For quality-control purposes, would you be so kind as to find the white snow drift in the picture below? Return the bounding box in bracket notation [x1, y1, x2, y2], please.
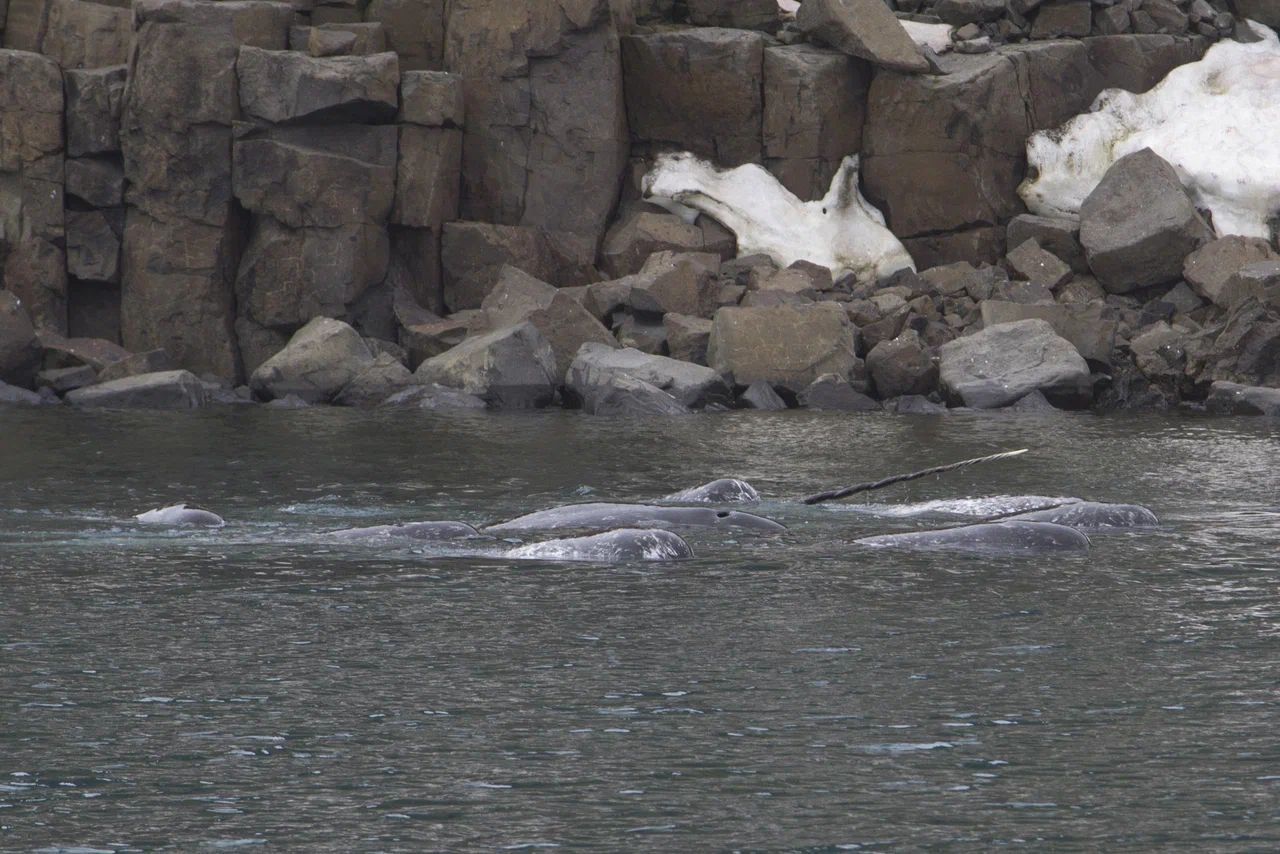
[643, 153, 915, 283]
[901, 20, 954, 54]
[1021, 23, 1280, 239]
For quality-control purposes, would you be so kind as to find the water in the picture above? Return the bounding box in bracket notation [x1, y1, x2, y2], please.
[1, 407, 1278, 851]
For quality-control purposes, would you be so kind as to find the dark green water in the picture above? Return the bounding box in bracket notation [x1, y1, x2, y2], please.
[1, 407, 1277, 851]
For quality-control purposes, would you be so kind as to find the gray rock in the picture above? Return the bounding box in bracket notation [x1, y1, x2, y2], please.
[628, 251, 721, 319]
[333, 353, 417, 407]
[37, 365, 98, 394]
[885, 394, 948, 414]
[0, 291, 41, 389]
[708, 303, 860, 394]
[568, 368, 691, 417]
[64, 65, 126, 157]
[934, 0, 1007, 24]
[1006, 238, 1072, 291]
[687, 0, 779, 30]
[398, 70, 464, 127]
[1162, 281, 1205, 314]
[600, 210, 705, 278]
[66, 369, 209, 409]
[65, 157, 125, 208]
[980, 299, 1118, 365]
[1182, 236, 1280, 308]
[1031, 1, 1092, 38]
[614, 316, 668, 355]
[796, 0, 929, 73]
[1220, 262, 1280, 311]
[866, 331, 938, 398]
[799, 374, 880, 411]
[440, 221, 598, 312]
[0, 380, 46, 406]
[1008, 389, 1060, 412]
[939, 318, 1093, 408]
[264, 394, 311, 409]
[380, 383, 487, 411]
[566, 343, 731, 409]
[250, 317, 377, 404]
[739, 379, 788, 410]
[664, 313, 713, 365]
[414, 321, 557, 409]
[1079, 148, 1213, 293]
[1205, 381, 1280, 416]
[1006, 213, 1087, 273]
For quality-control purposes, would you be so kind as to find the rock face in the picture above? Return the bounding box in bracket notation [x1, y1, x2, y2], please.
[566, 343, 731, 409]
[1078, 149, 1213, 293]
[440, 222, 598, 312]
[708, 303, 860, 394]
[250, 317, 377, 403]
[445, 0, 628, 246]
[0, 292, 41, 388]
[622, 28, 765, 166]
[66, 369, 209, 409]
[0, 49, 66, 332]
[237, 49, 399, 124]
[795, 0, 929, 73]
[414, 321, 557, 409]
[939, 318, 1093, 409]
[120, 0, 293, 380]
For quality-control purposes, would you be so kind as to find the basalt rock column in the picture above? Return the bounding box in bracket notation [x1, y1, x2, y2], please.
[119, 0, 292, 380]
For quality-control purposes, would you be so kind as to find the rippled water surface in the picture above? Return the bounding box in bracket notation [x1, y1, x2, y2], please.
[1, 407, 1278, 851]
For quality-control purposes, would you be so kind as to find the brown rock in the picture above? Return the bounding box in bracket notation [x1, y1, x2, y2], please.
[708, 302, 859, 393]
[1182, 236, 1279, 308]
[663, 313, 713, 365]
[398, 70, 464, 127]
[64, 65, 126, 157]
[795, 0, 929, 73]
[236, 48, 400, 125]
[66, 210, 121, 284]
[600, 209, 705, 278]
[365, 0, 446, 71]
[628, 251, 721, 319]
[1030, 1, 1092, 38]
[687, 0, 778, 30]
[1006, 238, 1072, 290]
[0, 290, 41, 388]
[41, 0, 131, 69]
[393, 125, 462, 228]
[65, 156, 124, 207]
[622, 28, 765, 166]
[440, 221, 598, 312]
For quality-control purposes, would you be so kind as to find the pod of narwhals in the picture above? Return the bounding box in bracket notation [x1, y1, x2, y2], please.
[131, 476, 1159, 563]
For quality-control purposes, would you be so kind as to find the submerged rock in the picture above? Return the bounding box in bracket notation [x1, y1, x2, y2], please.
[67, 370, 209, 409]
[379, 383, 487, 411]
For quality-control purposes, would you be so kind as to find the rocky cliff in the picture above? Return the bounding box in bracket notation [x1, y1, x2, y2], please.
[1, 0, 1278, 415]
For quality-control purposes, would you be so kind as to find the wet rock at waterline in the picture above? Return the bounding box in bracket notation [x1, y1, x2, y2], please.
[939, 319, 1093, 409]
[66, 370, 210, 409]
[414, 322, 558, 410]
[250, 318, 376, 404]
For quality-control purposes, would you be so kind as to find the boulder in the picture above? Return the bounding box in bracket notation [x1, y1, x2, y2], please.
[1205, 300, 1280, 388]
[1006, 213, 1087, 273]
[739, 379, 788, 410]
[1129, 320, 1196, 394]
[628, 251, 721, 319]
[566, 367, 691, 417]
[795, 0, 929, 73]
[934, 0, 1006, 24]
[664, 313, 712, 365]
[478, 265, 558, 328]
[939, 318, 1093, 408]
[333, 353, 417, 406]
[600, 210, 705, 278]
[799, 374, 880, 411]
[66, 369, 209, 409]
[762, 43, 869, 201]
[0, 291, 41, 388]
[614, 316, 667, 354]
[236, 48, 399, 124]
[1031, 1, 1092, 38]
[380, 383, 487, 411]
[1220, 262, 1280, 311]
[249, 317, 377, 403]
[1182, 236, 1280, 308]
[1006, 238, 1071, 290]
[1205, 381, 1280, 416]
[866, 331, 938, 398]
[621, 28, 765, 166]
[398, 314, 469, 368]
[37, 365, 97, 394]
[39, 333, 128, 371]
[1079, 148, 1213, 293]
[1234, 0, 1280, 29]
[440, 222, 597, 311]
[96, 349, 175, 383]
[566, 342, 732, 409]
[413, 321, 557, 409]
[980, 299, 1118, 365]
[64, 65, 126, 157]
[0, 380, 46, 406]
[707, 303, 860, 393]
[1084, 36, 1206, 95]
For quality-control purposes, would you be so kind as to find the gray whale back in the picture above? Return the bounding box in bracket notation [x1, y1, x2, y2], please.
[485, 502, 785, 534]
[328, 521, 481, 541]
[663, 478, 760, 504]
[856, 520, 1090, 554]
[506, 528, 694, 562]
[1006, 501, 1158, 531]
[134, 504, 226, 527]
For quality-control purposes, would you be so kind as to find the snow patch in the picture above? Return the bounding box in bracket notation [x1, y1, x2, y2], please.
[643, 152, 915, 284]
[901, 20, 953, 55]
[1021, 23, 1280, 238]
